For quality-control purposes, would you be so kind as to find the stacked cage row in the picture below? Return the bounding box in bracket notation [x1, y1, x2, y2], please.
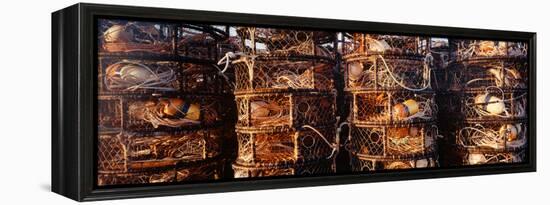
[230, 28, 339, 177]
[342, 33, 439, 171]
[96, 19, 234, 185]
[441, 40, 529, 166]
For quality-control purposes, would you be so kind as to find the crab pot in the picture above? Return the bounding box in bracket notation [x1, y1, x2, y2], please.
[458, 146, 526, 166]
[342, 33, 430, 56]
[232, 55, 335, 93]
[461, 89, 527, 120]
[343, 55, 431, 91]
[236, 27, 336, 57]
[450, 39, 528, 62]
[118, 95, 225, 132]
[98, 97, 124, 131]
[348, 90, 436, 124]
[450, 58, 528, 90]
[456, 121, 527, 152]
[98, 159, 224, 186]
[177, 25, 229, 61]
[235, 125, 336, 165]
[232, 159, 334, 178]
[234, 91, 336, 128]
[350, 154, 437, 172]
[99, 58, 232, 95]
[98, 59, 181, 95]
[99, 19, 174, 54]
[347, 123, 438, 157]
[97, 129, 224, 174]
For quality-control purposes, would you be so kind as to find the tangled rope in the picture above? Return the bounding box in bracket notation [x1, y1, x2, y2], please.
[105, 61, 176, 91]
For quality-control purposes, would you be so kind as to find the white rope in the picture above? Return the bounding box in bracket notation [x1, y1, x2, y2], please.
[378, 54, 431, 91]
[301, 125, 340, 159]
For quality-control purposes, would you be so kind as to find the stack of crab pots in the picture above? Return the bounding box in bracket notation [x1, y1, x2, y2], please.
[230, 28, 339, 178]
[96, 19, 234, 185]
[446, 40, 528, 166]
[342, 33, 439, 171]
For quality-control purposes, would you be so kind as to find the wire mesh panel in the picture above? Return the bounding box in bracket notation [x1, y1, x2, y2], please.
[343, 33, 430, 56]
[343, 55, 431, 91]
[350, 154, 437, 172]
[457, 121, 527, 151]
[232, 56, 334, 93]
[452, 40, 528, 62]
[459, 148, 526, 165]
[125, 96, 224, 131]
[461, 89, 527, 121]
[98, 96, 123, 131]
[235, 125, 337, 165]
[98, 160, 224, 186]
[99, 59, 181, 95]
[349, 90, 436, 124]
[235, 92, 336, 128]
[97, 129, 223, 173]
[236, 27, 336, 57]
[347, 123, 438, 157]
[450, 59, 528, 90]
[177, 25, 228, 61]
[99, 19, 174, 54]
[232, 159, 334, 178]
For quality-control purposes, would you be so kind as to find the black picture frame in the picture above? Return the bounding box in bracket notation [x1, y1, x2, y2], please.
[52, 3, 536, 201]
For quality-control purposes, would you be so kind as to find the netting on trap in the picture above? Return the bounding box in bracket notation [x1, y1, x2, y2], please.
[97, 160, 223, 186]
[97, 129, 223, 173]
[177, 25, 229, 61]
[99, 59, 181, 95]
[99, 19, 174, 54]
[350, 154, 437, 172]
[456, 121, 527, 151]
[235, 125, 337, 165]
[232, 56, 334, 93]
[343, 55, 432, 91]
[449, 59, 528, 90]
[236, 27, 336, 57]
[349, 90, 436, 124]
[342, 33, 430, 56]
[124, 95, 224, 131]
[451, 40, 528, 62]
[346, 123, 438, 157]
[180, 63, 233, 95]
[458, 147, 526, 166]
[461, 89, 527, 120]
[98, 97, 123, 131]
[232, 159, 334, 178]
[235, 91, 336, 128]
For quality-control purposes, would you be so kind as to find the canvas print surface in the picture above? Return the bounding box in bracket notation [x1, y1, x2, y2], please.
[96, 18, 529, 186]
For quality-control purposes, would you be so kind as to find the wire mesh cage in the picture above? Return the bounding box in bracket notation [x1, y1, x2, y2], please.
[458, 147, 526, 165]
[236, 27, 336, 57]
[99, 19, 174, 54]
[177, 25, 229, 61]
[232, 159, 334, 178]
[234, 91, 336, 128]
[99, 59, 181, 95]
[346, 123, 438, 158]
[98, 97, 123, 132]
[235, 125, 337, 165]
[430, 38, 450, 69]
[449, 59, 528, 90]
[343, 54, 431, 91]
[342, 33, 430, 56]
[461, 89, 527, 121]
[124, 95, 225, 131]
[98, 58, 233, 95]
[232, 56, 335, 93]
[348, 90, 436, 124]
[350, 153, 437, 172]
[457, 121, 527, 151]
[98, 159, 224, 186]
[451, 40, 528, 62]
[97, 129, 223, 173]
